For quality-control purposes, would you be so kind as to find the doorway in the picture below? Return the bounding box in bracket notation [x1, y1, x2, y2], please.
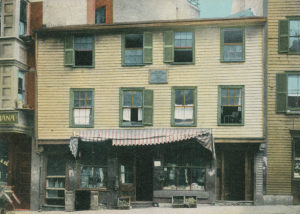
[135, 147, 153, 201]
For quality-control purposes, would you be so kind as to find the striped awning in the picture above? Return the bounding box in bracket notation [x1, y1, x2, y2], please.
[69, 128, 214, 158]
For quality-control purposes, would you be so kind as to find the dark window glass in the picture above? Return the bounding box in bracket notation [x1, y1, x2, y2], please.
[74, 36, 93, 66]
[289, 20, 300, 53]
[288, 75, 300, 108]
[125, 34, 143, 65]
[174, 32, 193, 63]
[0, 141, 8, 184]
[47, 156, 66, 176]
[95, 6, 106, 24]
[220, 88, 242, 124]
[19, 0, 27, 35]
[223, 28, 243, 61]
[294, 138, 300, 178]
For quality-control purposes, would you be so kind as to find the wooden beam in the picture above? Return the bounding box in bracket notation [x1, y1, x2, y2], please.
[221, 151, 225, 200]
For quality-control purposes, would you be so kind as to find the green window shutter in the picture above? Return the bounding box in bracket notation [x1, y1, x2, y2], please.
[121, 34, 125, 66]
[143, 32, 153, 64]
[143, 89, 153, 126]
[278, 20, 289, 53]
[163, 31, 174, 63]
[276, 73, 287, 113]
[64, 36, 74, 66]
[119, 88, 124, 126]
[171, 87, 175, 126]
[69, 89, 75, 127]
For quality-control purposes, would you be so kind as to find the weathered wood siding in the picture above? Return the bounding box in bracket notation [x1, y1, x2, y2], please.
[36, 25, 264, 140]
[267, 1, 300, 195]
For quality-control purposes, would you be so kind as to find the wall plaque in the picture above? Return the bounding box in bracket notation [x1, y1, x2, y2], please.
[149, 70, 168, 84]
[0, 111, 18, 124]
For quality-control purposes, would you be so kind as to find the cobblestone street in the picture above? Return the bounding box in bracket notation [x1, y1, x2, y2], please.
[10, 206, 300, 214]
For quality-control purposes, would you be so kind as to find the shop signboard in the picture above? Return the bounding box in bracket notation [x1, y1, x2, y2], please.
[0, 112, 18, 124]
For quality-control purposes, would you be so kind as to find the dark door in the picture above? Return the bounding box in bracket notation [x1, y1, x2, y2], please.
[224, 150, 245, 200]
[136, 148, 153, 201]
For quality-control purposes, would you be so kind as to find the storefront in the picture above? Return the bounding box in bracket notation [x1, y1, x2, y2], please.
[40, 128, 215, 211]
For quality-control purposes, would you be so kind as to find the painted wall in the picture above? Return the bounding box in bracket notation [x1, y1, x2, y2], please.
[43, 0, 87, 27]
[36, 24, 264, 140]
[113, 0, 199, 23]
[266, 0, 300, 200]
[231, 0, 263, 16]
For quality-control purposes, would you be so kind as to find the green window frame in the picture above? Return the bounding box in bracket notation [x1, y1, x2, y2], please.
[164, 31, 195, 64]
[64, 35, 95, 67]
[218, 85, 244, 126]
[121, 32, 153, 66]
[276, 72, 300, 113]
[171, 86, 197, 127]
[119, 88, 153, 127]
[221, 27, 245, 62]
[279, 17, 300, 54]
[70, 88, 94, 128]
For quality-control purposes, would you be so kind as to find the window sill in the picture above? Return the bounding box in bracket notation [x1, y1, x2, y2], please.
[70, 124, 94, 128]
[286, 110, 300, 115]
[77, 188, 108, 191]
[218, 123, 244, 126]
[172, 123, 197, 127]
[220, 60, 245, 63]
[122, 64, 145, 67]
[169, 62, 195, 65]
[72, 65, 95, 68]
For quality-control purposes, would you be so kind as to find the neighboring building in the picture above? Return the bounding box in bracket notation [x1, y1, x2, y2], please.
[0, 0, 41, 210]
[231, 0, 264, 17]
[265, 0, 300, 205]
[34, 15, 266, 211]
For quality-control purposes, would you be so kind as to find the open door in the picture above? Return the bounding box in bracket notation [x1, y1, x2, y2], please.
[118, 150, 136, 201]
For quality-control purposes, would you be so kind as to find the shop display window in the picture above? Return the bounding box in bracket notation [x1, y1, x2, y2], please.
[0, 142, 8, 184]
[163, 144, 206, 190]
[79, 142, 108, 189]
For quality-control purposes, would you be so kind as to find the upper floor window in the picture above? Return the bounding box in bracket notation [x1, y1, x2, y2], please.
[279, 18, 300, 54]
[70, 89, 94, 128]
[164, 31, 194, 64]
[221, 28, 244, 62]
[95, 6, 106, 24]
[276, 73, 300, 113]
[171, 87, 197, 127]
[119, 88, 153, 127]
[19, 0, 27, 36]
[64, 36, 94, 67]
[122, 32, 153, 66]
[18, 70, 26, 106]
[0, 0, 2, 35]
[218, 86, 244, 125]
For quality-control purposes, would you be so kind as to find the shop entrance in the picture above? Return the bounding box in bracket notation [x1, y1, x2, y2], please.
[118, 147, 153, 202]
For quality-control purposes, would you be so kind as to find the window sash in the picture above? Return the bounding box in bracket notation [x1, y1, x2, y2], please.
[222, 28, 244, 61]
[80, 165, 107, 188]
[73, 108, 91, 125]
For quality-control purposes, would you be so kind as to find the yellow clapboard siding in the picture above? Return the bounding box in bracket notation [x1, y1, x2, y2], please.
[36, 26, 264, 142]
[266, 1, 300, 195]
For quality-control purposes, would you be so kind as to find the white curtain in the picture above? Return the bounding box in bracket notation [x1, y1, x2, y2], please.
[138, 108, 143, 121]
[74, 108, 90, 125]
[123, 108, 131, 121]
[175, 105, 193, 120]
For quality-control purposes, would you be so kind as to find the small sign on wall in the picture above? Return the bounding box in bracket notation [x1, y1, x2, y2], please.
[149, 70, 168, 84]
[154, 161, 161, 167]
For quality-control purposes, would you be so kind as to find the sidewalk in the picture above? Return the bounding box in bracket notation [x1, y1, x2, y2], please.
[10, 206, 300, 214]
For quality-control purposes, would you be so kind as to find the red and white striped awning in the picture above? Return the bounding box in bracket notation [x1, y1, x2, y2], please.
[70, 128, 214, 157]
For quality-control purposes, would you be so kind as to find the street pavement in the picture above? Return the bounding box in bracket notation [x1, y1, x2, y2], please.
[10, 205, 300, 214]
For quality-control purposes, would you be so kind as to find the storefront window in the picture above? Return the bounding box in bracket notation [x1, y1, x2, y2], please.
[163, 144, 206, 190]
[79, 142, 108, 188]
[0, 141, 8, 184]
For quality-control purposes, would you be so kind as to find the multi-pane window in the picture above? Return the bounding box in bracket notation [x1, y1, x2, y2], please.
[221, 28, 244, 62]
[289, 20, 300, 53]
[19, 0, 27, 36]
[79, 142, 108, 188]
[95, 6, 106, 24]
[70, 89, 94, 127]
[294, 138, 300, 179]
[64, 36, 94, 67]
[74, 36, 94, 66]
[163, 143, 206, 191]
[122, 90, 143, 125]
[174, 32, 193, 63]
[124, 34, 144, 65]
[120, 156, 134, 184]
[288, 75, 300, 108]
[172, 87, 196, 126]
[120, 88, 153, 127]
[219, 86, 244, 125]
